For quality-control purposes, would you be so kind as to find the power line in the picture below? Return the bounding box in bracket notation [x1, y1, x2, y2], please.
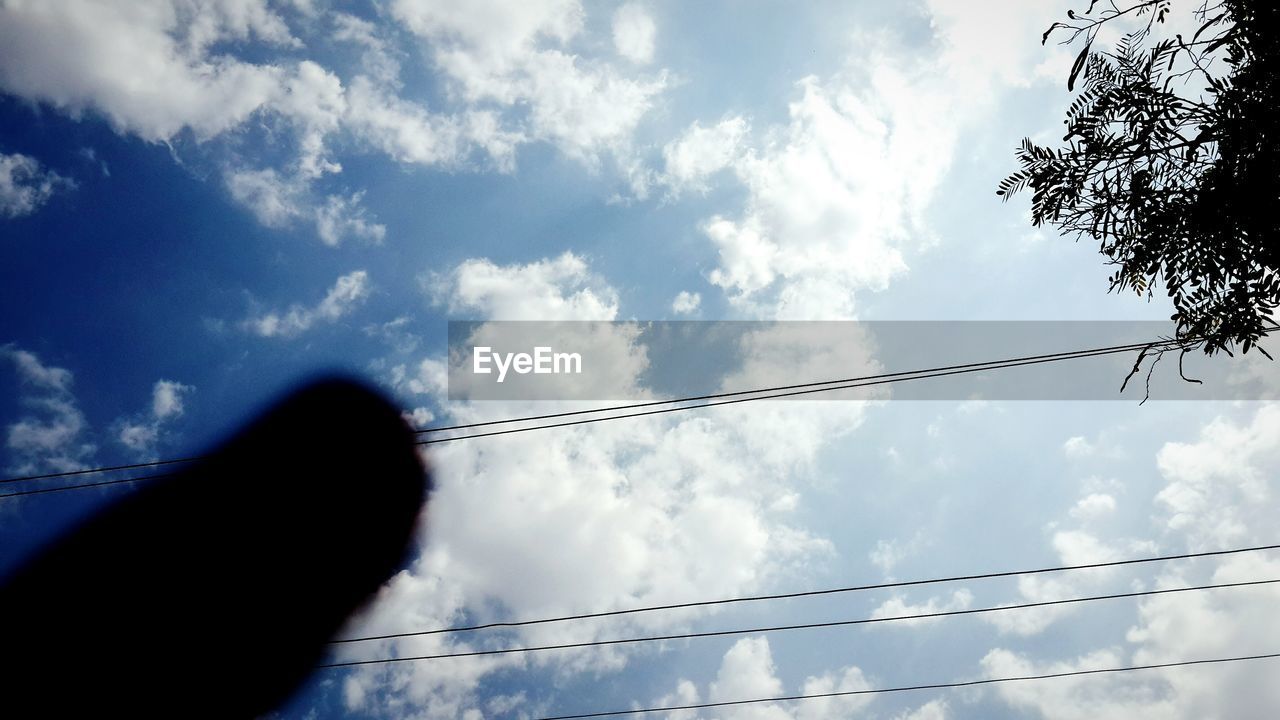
[328, 543, 1279, 643]
[411, 335, 1178, 437]
[0, 334, 1177, 490]
[0, 474, 170, 499]
[0, 328, 1242, 497]
[534, 652, 1280, 720]
[0, 456, 197, 486]
[318, 578, 1279, 668]
[415, 341, 1164, 447]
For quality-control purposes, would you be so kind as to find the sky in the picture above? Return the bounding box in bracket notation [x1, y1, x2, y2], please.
[2, 1, 1280, 719]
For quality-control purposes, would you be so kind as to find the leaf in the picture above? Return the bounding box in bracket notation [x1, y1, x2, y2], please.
[1192, 13, 1226, 43]
[1068, 41, 1091, 91]
[1205, 33, 1232, 55]
[1042, 22, 1064, 45]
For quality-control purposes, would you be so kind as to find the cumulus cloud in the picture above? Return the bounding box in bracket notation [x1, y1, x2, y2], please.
[896, 700, 949, 720]
[116, 379, 194, 457]
[870, 589, 974, 627]
[1069, 493, 1116, 522]
[659, 117, 749, 197]
[869, 533, 926, 576]
[696, 58, 953, 320]
[1062, 435, 1095, 458]
[655, 0, 1082, 320]
[225, 169, 386, 246]
[980, 403, 1280, 718]
[343, 255, 870, 717]
[982, 530, 1154, 637]
[245, 270, 371, 338]
[431, 252, 619, 321]
[646, 637, 943, 720]
[611, 3, 656, 65]
[0, 0, 291, 142]
[2, 346, 95, 475]
[0, 152, 73, 219]
[671, 290, 701, 315]
[1154, 405, 1280, 550]
[0, 1, 669, 239]
[390, 0, 667, 163]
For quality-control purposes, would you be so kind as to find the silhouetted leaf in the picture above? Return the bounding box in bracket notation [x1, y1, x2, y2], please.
[1068, 42, 1091, 91]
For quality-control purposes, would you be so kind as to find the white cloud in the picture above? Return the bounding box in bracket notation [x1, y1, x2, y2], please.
[708, 637, 788, 718]
[403, 407, 434, 428]
[673, 0, 1082, 320]
[982, 530, 1151, 637]
[1063, 435, 1095, 458]
[343, 75, 471, 168]
[0, 1, 667, 239]
[1069, 493, 1116, 522]
[225, 168, 385, 246]
[981, 648, 1176, 720]
[432, 252, 618, 321]
[649, 637, 874, 720]
[116, 379, 194, 457]
[1154, 405, 1280, 550]
[151, 379, 191, 420]
[611, 3, 656, 65]
[332, 13, 403, 87]
[702, 64, 937, 319]
[346, 256, 858, 717]
[869, 533, 926, 576]
[391, 0, 667, 163]
[983, 403, 1280, 718]
[671, 290, 701, 315]
[116, 423, 159, 454]
[245, 270, 371, 338]
[660, 117, 749, 196]
[0, 152, 73, 218]
[870, 589, 973, 627]
[0, 0, 289, 142]
[895, 700, 949, 720]
[2, 346, 94, 475]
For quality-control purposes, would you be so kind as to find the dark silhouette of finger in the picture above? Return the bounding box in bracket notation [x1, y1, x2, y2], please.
[0, 376, 428, 717]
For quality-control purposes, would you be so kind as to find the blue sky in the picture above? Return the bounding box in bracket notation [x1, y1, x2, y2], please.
[3, 1, 1280, 718]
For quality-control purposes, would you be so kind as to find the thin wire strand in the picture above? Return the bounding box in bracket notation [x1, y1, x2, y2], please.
[415, 342, 1167, 447]
[0, 331, 1197, 487]
[0, 474, 176, 499]
[534, 652, 1280, 720]
[318, 578, 1279, 667]
[411, 336, 1176, 436]
[0, 341, 1164, 498]
[0, 456, 199, 485]
[329, 543, 1279, 643]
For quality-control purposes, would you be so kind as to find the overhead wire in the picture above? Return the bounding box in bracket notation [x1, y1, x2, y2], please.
[318, 578, 1280, 667]
[533, 652, 1280, 720]
[0, 331, 1208, 497]
[0, 456, 198, 485]
[409, 334, 1179, 437]
[415, 339, 1177, 447]
[2, 337, 1275, 705]
[326, 543, 1280, 643]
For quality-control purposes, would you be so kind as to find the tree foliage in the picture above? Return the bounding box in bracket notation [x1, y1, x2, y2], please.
[999, 0, 1280, 356]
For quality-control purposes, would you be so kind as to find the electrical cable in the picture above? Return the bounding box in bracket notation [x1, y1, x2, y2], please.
[328, 543, 1279, 643]
[0, 331, 1197, 489]
[533, 652, 1280, 720]
[318, 578, 1279, 667]
[415, 341, 1169, 447]
[2, 327, 1262, 497]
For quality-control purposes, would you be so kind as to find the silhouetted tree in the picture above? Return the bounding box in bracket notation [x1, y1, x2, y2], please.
[999, 0, 1279, 356]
